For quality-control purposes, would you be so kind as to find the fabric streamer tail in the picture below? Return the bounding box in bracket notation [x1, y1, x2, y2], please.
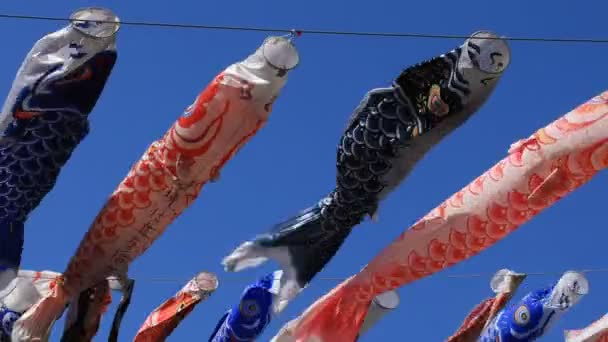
[0, 274, 42, 340]
[60, 282, 112, 342]
[4, 271, 131, 342]
[223, 204, 351, 306]
[11, 279, 69, 341]
[61, 277, 134, 342]
[564, 313, 608, 342]
[271, 279, 363, 342]
[108, 278, 135, 342]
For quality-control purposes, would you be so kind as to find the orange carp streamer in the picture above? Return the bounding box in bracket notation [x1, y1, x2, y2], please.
[279, 91, 608, 342]
[133, 272, 218, 342]
[12, 36, 299, 341]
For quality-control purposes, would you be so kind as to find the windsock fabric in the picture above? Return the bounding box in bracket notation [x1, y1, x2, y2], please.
[60, 280, 111, 342]
[278, 91, 608, 342]
[564, 314, 608, 342]
[133, 272, 218, 342]
[13, 35, 299, 341]
[0, 270, 131, 342]
[107, 278, 135, 342]
[0, 7, 118, 285]
[479, 271, 588, 341]
[0, 272, 50, 340]
[223, 30, 512, 308]
[272, 291, 400, 342]
[447, 269, 526, 342]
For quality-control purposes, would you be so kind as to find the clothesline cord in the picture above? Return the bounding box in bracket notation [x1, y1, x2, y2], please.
[0, 13, 608, 44]
[13, 267, 608, 284]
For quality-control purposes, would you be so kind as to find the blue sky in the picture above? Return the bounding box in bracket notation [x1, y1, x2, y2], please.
[1, 1, 607, 341]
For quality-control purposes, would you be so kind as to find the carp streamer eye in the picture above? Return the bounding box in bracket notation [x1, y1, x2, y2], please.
[514, 305, 530, 326]
[239, 299, 260, 317]
[65, 66, 93, 82]
[426, 85, 449, 116]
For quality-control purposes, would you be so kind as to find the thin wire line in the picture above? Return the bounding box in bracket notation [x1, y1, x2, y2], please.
[0, 12, 605, 285]
[0, 13, 607, 44]
[11, 268, 608, 284]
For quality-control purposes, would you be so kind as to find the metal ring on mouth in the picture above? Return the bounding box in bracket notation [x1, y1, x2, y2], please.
[194, 271, 219, 293]
[467, 30, 512, 75]
[262, 36, 300, 73]
[69, 7, 121, 39]
[372, 290, 400, 310]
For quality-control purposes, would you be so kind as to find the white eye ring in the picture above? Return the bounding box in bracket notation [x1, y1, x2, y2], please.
[514, 305, 530, 325]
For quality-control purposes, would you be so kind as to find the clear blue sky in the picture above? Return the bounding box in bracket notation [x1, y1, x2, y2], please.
[1, 1, 607, 341]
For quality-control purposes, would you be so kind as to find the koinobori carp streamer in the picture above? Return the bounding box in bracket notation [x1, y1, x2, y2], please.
[447, 269, 526, 342]
[223, 31, 512, 308]
[479, 271, 588, 341]
[277, 90, 608, 342]
[0, 7, 119, 294]
[133, 272, 218, 342]
[0, 270, 129, 341]
[564, 313, 608, 342]
[12, 34, 299, 341]
[209, 271, 283, 342]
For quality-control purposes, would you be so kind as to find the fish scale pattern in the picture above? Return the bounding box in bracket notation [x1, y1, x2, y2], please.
[227, 33, 512, 305]
[332, 51, 465, 228]
[0, 50, 117, 269]
[282, 92, 607, 342]
[258, 49, 468, 288]
[0, 110, 89, 222]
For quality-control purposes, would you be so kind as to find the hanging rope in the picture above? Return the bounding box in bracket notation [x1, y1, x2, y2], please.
[0, 13, 607, 44]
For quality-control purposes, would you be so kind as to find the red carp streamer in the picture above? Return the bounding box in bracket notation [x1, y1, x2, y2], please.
[12, 35, 299, 341]
[276, 91, 608, 342]
[133, 272, 218, 342]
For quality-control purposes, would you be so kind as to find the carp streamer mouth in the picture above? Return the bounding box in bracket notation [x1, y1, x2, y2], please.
[69, 7, 120, 39]
[261, 36, 300, 76]
[466, 31, 511, 75]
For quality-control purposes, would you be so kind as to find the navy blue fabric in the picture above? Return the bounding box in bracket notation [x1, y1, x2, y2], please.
[0, 50, 117, 269]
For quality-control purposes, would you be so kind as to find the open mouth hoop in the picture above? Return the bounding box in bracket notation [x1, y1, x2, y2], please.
[467, 30, 511, 75]
[261, 35, 300, 73]
[69, 7, 121, 39]
[194, 271, 220, 295]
